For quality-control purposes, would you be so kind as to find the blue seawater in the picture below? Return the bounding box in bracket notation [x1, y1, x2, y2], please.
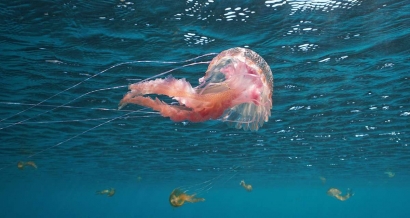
[0, 0, 409, 217]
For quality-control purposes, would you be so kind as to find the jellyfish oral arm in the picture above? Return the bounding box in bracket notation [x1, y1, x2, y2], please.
[120, 95, 197, 122]
[125, 76, 196, 99]
[184, 194, 205, 203]
[118, 76, 197, 119]
[119, 76, 236, 122]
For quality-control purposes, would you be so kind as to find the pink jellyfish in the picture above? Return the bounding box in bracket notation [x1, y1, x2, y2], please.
[119, 47, 273, 131]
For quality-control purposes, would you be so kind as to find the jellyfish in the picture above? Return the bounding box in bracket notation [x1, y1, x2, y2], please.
[168, 167, 240, 207]
[119, 47, 273, 131]
[239, 180, 253, 191]
[384, 171, 395, 178]
[96, 188, 115, 197]
[327, 188, 353, 201]
[137, 176, 142, 182]
[17, 161, 37, 170]
[326, 188, 341, 196]
[319, 176, 326, 184]
[169, 188, 205, 207]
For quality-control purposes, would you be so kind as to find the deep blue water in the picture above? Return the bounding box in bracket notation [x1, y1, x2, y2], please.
[1, 0, 409, 217]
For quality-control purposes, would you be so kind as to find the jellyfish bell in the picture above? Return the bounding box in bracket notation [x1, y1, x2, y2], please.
[119, 47, 273, 131]
[17, 162, 24, 169]
[169, 189, 185, 207]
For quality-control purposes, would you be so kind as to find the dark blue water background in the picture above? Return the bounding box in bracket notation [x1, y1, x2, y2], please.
[1, 0, 409, 217]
